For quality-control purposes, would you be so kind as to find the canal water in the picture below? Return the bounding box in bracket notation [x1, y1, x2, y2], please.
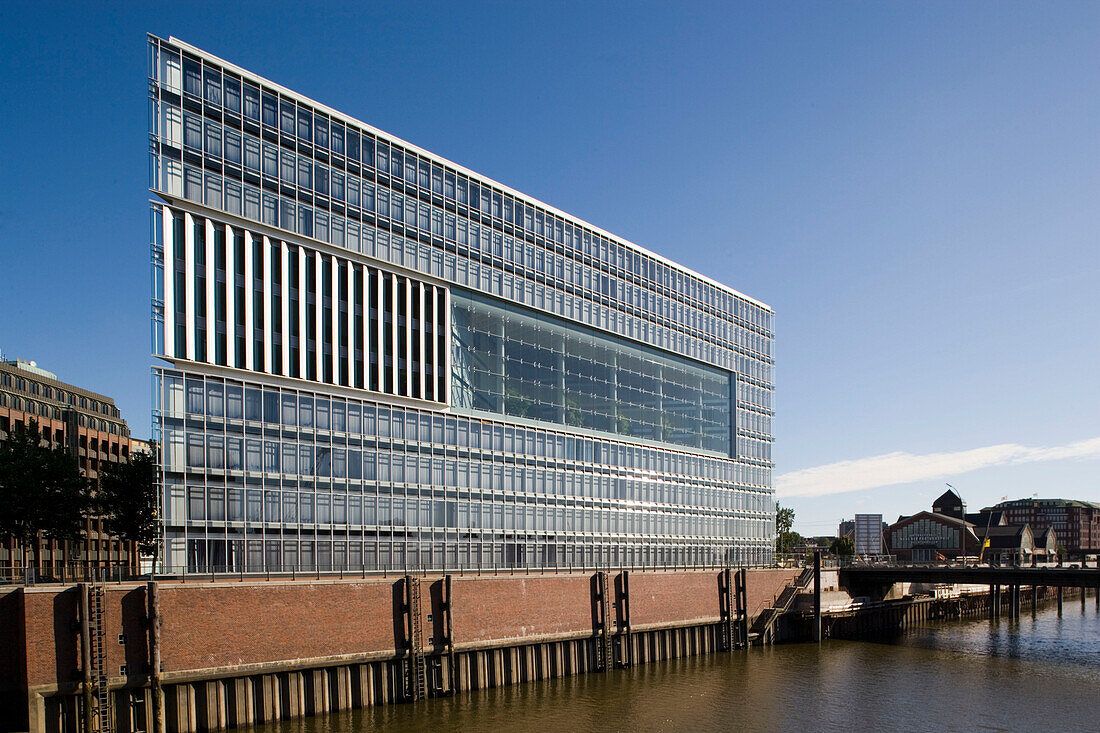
[253, 598, 1099, 732]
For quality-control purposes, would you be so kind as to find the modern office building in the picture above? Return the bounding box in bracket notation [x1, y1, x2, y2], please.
[853, 513, 884, 556]
[146, 36, 775, 573]
[0, 356, 141, 573]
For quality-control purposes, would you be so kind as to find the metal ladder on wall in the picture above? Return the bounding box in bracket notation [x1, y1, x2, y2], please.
[406, 576, 427, 701]
[719, 569, 735, 652]
[599, 573, 614, 670]
[90, 582, 111, 731]
[594, 572, 620, 669]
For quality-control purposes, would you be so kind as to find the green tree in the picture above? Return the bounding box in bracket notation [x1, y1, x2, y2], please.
[778, 531, 805, 555]
[0, 419, 90, 570]
[830, 535, 855, 556]
[775, 503, 801, 554]
[776, 503, 794, 536]
[97, 448, 161, 564]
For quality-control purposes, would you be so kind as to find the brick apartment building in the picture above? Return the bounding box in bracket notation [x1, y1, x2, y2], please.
[990, 498, 1100, 556]
[0, 356, 147, 575]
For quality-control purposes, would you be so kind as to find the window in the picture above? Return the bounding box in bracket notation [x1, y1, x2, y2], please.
[183, 59, 201, 96]
[243, 84, 260, 120]
[297, 107, 312, 141]
[244, 137, 260, 172]
[224, 77, 241, 113]
[263, 144, 278, 177]
[183, 113, 202, 149]
[203, 121, 221, 157]
[225, 130, 241, 164]
[280, 100, 295, 135]
[202, 67, 221, 106]
[331, 123, 344, 155]
[262, 92, 278, 127]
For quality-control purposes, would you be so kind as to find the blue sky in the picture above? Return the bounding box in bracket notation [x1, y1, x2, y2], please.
[2, 2, 1099, 534]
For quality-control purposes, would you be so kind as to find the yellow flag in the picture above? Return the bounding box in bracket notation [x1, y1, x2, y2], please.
[982, 539, 990, 548]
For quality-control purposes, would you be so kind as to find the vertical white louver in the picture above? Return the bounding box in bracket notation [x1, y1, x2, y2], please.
[441, 286, 450, 402]
[327, 253, 338, 385]
[389, 272, 399, 396]
[314, 249, 321, 378]
[298, 247, 307, 379]
[419, 281, 427, 400]
[262, 236, 273, 374]
[243, 230, 255, 371]
[281, 241, 290, 377]
[204, 219, 215, 364]
[225, 225, 236, 368]
[162, 204, 175, 358]
[375, 269, 383, 391]
[183, 212, 196, 361]
[345, 260, 355, 388]
[159, 207, 448, 405]
[405, 275, 413, 397]
[431, 285, 439, 402]
[361, 263, 371, 391]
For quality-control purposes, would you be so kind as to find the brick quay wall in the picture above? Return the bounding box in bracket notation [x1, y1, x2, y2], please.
[1, 568, 798, 733]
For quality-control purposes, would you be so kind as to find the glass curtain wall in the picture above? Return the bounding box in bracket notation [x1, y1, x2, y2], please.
[452, 293, 732, 455]
[155, 368, 774, 573]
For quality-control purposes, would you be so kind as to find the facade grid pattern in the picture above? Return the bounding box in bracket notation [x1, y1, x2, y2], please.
[147, 35, 776, 572]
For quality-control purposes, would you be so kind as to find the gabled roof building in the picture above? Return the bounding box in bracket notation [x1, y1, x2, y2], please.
[886, 511, 981, 562]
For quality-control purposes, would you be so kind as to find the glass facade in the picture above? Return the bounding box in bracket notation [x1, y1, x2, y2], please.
[452, 293, 732, 454]
[156, 370, 773, 572]
[147, 35, 776, 572]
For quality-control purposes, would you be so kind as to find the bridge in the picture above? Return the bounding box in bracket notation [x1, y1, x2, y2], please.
[837, 564, 1100, 619]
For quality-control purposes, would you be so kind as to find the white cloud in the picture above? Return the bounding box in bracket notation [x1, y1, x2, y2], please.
[776, 436, 1100, 498]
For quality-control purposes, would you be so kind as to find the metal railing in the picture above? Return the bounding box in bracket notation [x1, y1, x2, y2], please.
[1, 557, 793, 585]
[834, 554, 897, 568]
[0, 564, 135, 586]
[156, 557, 784, 581]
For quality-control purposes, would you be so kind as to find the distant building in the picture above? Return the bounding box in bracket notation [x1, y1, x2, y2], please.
[1033, 527, 1057, 558]
[0, 356, 145, 575]
[965, 508, 1006, 529]
[854, 514, 884, 555]
[932, 488, 966, 520]
[130, 437, 154, 455]
[794, 538, 830, 560]
[888, 490, 1078, 564]
[886, 511, 980, 562]
[990, 499, 1100, 556]
[837, 519, 855, 540]
[983, 525, 1034, 566]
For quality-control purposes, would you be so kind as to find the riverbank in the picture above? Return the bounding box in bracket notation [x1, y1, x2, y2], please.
[0, 567, 798, 733]
[779, 585, 1094, 641]
[245, 599, 1100, 733]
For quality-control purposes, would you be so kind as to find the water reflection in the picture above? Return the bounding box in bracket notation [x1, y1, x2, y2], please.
[249, 600, 1099, 732]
